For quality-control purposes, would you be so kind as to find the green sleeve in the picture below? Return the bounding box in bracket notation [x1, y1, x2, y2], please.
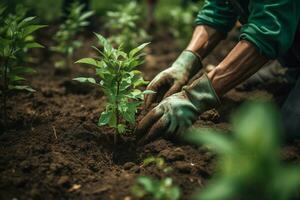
[240, 0, 300, 59]
[195, 0, 238, 35]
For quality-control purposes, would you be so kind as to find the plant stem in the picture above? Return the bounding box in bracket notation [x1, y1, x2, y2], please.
[113, 71, 121, 158]
[2, 58, 9, 130]
[67, 54, 72, 69]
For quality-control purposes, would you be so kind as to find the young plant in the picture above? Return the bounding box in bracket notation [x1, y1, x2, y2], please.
[141, 156, 173, 173]
[104, 1, 149, 52]
[131, 176, 180, 200]
[0, 5, 46, 128]
[74, 33, 152, 138]
[51, 1, 93, 70]
[186, 101, 300, 200]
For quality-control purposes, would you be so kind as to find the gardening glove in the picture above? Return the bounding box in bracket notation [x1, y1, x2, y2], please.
[136, 74, 220, 145]
[145, 50, 202, 109]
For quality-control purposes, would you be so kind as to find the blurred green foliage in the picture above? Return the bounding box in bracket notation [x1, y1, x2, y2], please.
[186, 101, 300, 200]
[51, 1, 94, 69]
[131, 176, 180, 200]
[104, 1, 149, 52]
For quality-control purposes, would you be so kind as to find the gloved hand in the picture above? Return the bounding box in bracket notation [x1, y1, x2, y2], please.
[136, 74, 220, 145]
[144, 50, 202, 108]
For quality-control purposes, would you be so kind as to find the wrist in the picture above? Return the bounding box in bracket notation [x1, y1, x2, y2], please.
[172, 50, 202, 77]
[186, 25, 223, 59]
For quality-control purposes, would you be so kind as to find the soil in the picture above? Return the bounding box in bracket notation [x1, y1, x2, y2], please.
[0, 27, 300, 200]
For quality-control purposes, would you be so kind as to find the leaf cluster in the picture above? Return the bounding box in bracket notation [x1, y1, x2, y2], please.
[186, 101, 300, 200]
[131, 176, 180, 200]
[75, 33, 152, 134]
[51, 1, 93, 58]
[168, 3, 200, 47]
[104, 1, 149, 52]
[0, 4, 45, 92]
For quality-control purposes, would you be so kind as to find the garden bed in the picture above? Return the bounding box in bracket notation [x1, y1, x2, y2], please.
[0, 28, 300, 200]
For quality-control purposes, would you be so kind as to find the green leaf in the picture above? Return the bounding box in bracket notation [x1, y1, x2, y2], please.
[73, 77, 96, 84]
[137, 176, 155, 192]
[143, 90, 155, 95]
[185, 128, 234, 155]
[75, 58, 100, 67]
[23, 25, 47, 36]
[10, 75, 25, 82]
[26, 42, 44, 49]
[273, 166, 300, 199]
[129, 42, 150, 57]
[79, 11, 94, 21]
[117, 124, 126, 134]
[10, 85, 36, 92]
[98, 111, 110, 126]
[197, 179, 236, 200]
[94, 32, 113, 52]
[18, 16, 36, 28]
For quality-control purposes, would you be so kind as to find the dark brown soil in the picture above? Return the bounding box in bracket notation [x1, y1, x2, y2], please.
[0, 28, 300, 200]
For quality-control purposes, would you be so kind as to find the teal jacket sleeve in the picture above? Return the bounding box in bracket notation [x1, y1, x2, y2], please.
[240, 0, 300, 59]
[195, 0, 238, 35]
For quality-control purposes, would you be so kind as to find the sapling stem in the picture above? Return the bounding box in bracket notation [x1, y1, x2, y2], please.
[113, 69, 121, 155]
[2, 57, 10, 129]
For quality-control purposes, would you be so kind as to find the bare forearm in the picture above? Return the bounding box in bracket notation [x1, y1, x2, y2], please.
[186, 25, 224, 59]
[208, 40, 269, 96]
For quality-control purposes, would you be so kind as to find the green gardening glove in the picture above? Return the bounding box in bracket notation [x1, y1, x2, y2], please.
[145, 50, 202, 108]
[136, 74, 220, 145]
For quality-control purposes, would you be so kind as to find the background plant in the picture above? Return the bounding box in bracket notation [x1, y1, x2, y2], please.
[0, 4, 45, 127]
[104, 1, 149, 52]
[186, 101, 300, 200]
[167, 3, 200, 47]
[75, 33, 152, 138]
[51, 1, 94, 70]
[131, 176, 180, 200]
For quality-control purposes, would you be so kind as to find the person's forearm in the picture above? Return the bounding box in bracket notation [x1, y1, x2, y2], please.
[186, 25, 224, 59]
[208, 40, 269, 96]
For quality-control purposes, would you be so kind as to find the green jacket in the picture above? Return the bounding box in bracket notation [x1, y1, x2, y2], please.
[196, 0, 300, 59]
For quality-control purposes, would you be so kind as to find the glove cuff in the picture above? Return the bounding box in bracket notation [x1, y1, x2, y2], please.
[182, 73, 220, 113]
[172, 50, 203, 78]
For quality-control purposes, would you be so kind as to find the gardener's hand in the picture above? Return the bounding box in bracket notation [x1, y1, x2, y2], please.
[136, 74, 220, 145]
[144, 50, 202, 109]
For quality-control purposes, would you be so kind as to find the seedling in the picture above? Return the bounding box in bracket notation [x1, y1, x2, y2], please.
[51, 1, 93, 70]
[104, 1, 149, 51]
[74, 33, 152, 143]
[0, 5, 45, 129]
[141, 156, 173, 173]
[131, 176, 180, 200]
[186, 101, 300, 200]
